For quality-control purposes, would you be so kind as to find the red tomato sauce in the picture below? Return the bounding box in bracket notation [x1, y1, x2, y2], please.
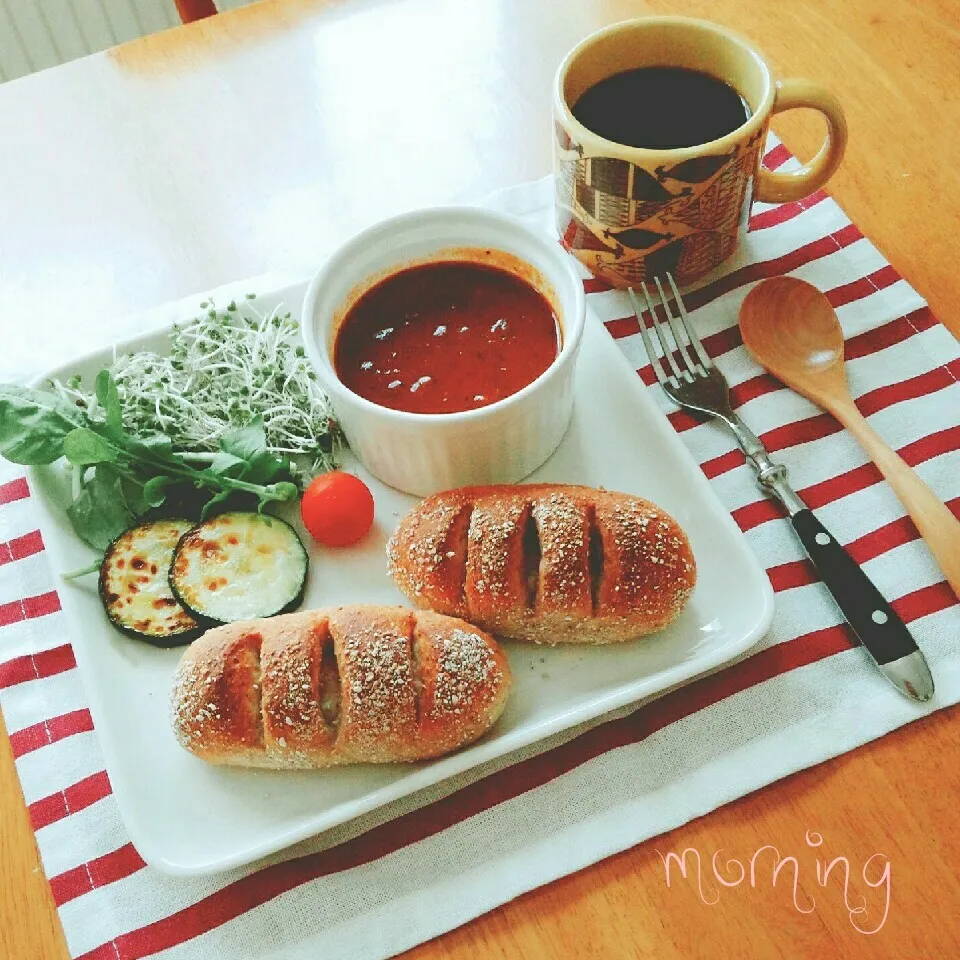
[333, 260, 561, 414]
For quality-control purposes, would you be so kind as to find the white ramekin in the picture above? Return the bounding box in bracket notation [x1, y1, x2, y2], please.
[300, 206, 586, 496]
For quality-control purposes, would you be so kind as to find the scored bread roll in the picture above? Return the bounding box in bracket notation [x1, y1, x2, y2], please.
[387, 484, 696, 645]
[171, 605, 511, 768]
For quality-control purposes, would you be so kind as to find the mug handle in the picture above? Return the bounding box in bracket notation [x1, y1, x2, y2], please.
[755, 78, 848, 204]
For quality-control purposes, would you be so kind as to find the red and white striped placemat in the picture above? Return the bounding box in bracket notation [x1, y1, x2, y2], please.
[2, 139, 959, 959]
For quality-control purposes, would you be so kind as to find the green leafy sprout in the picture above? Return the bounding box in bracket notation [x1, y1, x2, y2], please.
[51, 296, 341, 474]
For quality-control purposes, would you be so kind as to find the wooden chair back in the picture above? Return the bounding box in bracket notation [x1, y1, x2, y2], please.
[175, 0, 219, 22]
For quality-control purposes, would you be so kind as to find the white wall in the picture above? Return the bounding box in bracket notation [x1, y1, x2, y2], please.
[0, 0, 251, 82]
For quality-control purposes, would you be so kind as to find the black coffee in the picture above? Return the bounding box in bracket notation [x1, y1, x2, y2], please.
[572, 67, 750, 150]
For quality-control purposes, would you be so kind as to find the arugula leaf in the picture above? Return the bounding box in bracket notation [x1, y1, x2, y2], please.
[197, 479, 298, 520]
[208, 450, 249, 479]
[66, 464, 135, 550]
[142, 475, 171, 509]
[198, 487, 234, 520]
[63, 427, 118, 466]
[263, 481, 298, 501]
[95, 462, 151, 518]
[244, 451, 294, 487]
[0, 384, 83, 464]
[125, 432, 174, 461]
[94, 370, 123, 439]
[218, 419, 290, 486]
[219, 419, 268, 462]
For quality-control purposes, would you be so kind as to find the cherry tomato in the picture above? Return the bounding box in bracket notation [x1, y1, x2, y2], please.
[300, 472, 375, 547]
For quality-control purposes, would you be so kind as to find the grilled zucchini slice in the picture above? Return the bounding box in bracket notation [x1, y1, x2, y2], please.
[170, 512, 308, 624]
[99, 519, 202, 646]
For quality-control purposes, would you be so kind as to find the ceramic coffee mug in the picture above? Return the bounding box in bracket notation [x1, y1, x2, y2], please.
[553, 17, 847, 288]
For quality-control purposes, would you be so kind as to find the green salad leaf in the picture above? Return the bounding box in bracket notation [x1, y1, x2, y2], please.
[142, 475, 172, 509]
[0, 385, 82, 465]
[66, 463, 136, 551]
[0, 372, 301, 550]
[63, 427, 118, 466]
[94, 370, 123, 440]
[216, 419, 293, 486]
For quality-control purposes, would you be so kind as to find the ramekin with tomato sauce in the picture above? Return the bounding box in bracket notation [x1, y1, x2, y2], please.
[301, 207, 586, 496]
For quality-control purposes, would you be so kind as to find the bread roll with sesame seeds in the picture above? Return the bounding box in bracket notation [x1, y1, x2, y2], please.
[170, 605, 511, 768]
[387, 484, 696, 645]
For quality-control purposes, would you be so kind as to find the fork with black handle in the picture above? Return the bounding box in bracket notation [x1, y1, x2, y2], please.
[630, 273, 933, 702]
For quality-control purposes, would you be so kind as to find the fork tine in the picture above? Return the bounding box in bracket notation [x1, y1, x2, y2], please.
[628, 288, 672, 386]
[654, 276, 702, 377]
[666, 272, 714, 370]
[641, 283, 685, 380]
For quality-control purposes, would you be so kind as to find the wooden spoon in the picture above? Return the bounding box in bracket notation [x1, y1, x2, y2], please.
[740, 276, 960, 598]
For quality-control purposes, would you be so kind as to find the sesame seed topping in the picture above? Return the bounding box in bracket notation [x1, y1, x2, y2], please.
[429, 628, 501, 716]
[339, 622, 414, 744]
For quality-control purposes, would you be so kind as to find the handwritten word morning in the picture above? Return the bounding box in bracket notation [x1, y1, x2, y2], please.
[658, 831, 891, 934]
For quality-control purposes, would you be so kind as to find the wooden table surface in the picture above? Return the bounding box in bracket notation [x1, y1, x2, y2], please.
[1, 0, 958, 956]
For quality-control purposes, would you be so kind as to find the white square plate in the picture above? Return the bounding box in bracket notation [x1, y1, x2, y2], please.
[28, 281, 773, 876]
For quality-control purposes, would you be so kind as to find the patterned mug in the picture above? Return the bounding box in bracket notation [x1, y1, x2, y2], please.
[553, 17, 847, 288]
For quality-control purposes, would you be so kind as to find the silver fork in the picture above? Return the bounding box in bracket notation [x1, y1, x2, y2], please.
[631, 273, 933, 703]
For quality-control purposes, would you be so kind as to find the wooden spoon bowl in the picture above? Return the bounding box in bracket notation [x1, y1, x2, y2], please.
[740, 276, 960, 598]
